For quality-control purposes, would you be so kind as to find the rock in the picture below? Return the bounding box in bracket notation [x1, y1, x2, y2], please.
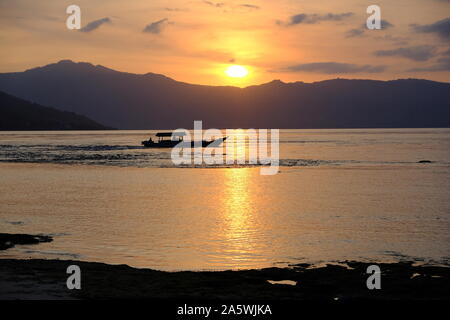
[0, 233, 53, 250]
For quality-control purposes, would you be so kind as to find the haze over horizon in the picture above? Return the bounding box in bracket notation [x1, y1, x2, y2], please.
[1, 0, 449, 86]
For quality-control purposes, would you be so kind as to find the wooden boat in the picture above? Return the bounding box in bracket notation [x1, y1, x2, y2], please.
[142, 132, 227, 148]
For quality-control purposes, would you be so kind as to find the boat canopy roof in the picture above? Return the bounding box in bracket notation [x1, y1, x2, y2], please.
[156, 132, 186, 137]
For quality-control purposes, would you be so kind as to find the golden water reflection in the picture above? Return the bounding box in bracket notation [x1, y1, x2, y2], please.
[220, 168, 262, 265]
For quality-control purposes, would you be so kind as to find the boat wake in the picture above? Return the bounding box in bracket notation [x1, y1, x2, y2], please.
[0, 143, 446, 168]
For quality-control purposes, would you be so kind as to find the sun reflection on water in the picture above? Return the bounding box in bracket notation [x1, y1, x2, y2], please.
[220, 168, 260, 265]
[223, 129, 257, 165]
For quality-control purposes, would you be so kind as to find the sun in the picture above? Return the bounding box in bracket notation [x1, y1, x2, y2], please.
[225, 65, 249, 78]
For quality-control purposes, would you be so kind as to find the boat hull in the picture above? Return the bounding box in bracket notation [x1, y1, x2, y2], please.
[141, 137, 226, 148]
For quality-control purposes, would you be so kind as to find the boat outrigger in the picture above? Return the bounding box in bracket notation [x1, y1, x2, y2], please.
[142, 132, 227, 148]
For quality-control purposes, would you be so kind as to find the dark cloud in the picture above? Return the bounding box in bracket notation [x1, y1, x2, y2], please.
[143, 18, 170, 34]
[346, 20, 394, 38]
[413, 17, 450, 41]
[379, 20, 394, 29]
[239, 4, 260, 10]
[275, 62, 386, 74]
[203, 1, 225, 7]
[79, 17, 111, 32]
[374, 45, 437, 61]
[442, 48, 450, 55]
[346, 28, 365, 38]
[362, 19, 394, 30]
[408, 57, 450, 72]
[277, 12, 353, 26]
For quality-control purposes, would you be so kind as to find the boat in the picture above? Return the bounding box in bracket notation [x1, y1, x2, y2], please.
[141, 132, 227, 148]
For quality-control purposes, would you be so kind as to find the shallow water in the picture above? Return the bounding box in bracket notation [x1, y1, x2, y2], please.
[0, 129, 449, 270]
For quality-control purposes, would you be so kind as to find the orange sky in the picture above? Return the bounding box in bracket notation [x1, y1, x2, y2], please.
[0, 0, 449, 86]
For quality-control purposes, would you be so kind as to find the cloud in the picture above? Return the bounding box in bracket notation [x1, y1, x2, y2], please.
[164, 8, 188, 12]
[346, 28, 365, 38]
[202, 2, 260, 12]
[378, 20, 394, 29]
[374, 45, 437, 61]
[239, 4, 260, 10]
[442, 48, 450, 55]
[413, 17, 450, 41]
[203, 1, 225, 8]
[277, 12, 353, 26]
[374, 35, 409, 46]
[408, 57, 450, 72]
[79, 17, 111, 32]
[274, 62, 386, 74]
[346, 20, 394, 38]
[143, 18, 170, 34]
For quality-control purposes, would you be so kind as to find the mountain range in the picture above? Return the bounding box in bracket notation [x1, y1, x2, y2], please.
[0, 60, 448, 129]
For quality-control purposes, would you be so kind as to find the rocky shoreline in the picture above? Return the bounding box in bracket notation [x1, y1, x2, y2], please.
[0, 258, 448, 300]
[0, 233, 53, 251]
[0, 233, 448, 300]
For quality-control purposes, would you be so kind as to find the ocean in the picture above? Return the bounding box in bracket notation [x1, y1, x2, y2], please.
[0, 128, 449, 270]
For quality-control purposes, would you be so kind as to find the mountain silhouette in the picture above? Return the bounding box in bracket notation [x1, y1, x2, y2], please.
[0, 90, 111, 130]
[0, 60, 448, 129]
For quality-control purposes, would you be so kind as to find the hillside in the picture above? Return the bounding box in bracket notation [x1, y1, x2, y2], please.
[0, 90, 112, 130]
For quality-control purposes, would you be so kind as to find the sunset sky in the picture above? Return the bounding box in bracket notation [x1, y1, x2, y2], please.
[1, 0, 449, 86]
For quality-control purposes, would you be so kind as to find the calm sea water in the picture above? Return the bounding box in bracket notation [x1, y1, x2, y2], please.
[0, 129, 449, 270]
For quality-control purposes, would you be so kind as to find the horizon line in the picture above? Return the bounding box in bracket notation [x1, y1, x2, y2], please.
[2, 59, 449, 88]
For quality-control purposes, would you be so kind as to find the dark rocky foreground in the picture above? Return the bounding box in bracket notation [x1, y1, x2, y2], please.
[0, 258, 448, 300]
[0, 233, 53, 251]
[0, 233, 448, 300]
